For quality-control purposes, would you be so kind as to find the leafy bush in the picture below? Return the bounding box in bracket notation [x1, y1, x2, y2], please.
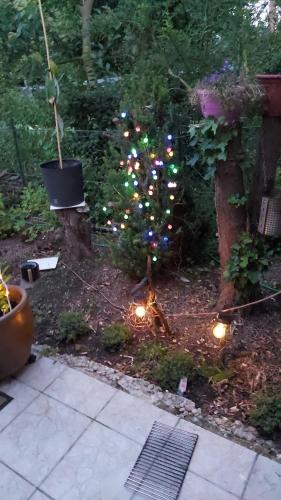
[224, 233, 272, 300]
[136, 341, 168, 366]
[8, 183, 58, 241]
[56, 312, 88, 343]
[101, 323, 132, 352]
[153, 351, 196, 392]
[0, 194, 13, 239]
[250, 392, 281, 435]
[198, 363, 234, 385]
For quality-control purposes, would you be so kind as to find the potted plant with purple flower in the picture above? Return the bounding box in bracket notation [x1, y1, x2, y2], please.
[191, 61, 263, 124]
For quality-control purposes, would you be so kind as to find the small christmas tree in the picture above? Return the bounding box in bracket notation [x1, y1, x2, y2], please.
[102, 111, 180, 279]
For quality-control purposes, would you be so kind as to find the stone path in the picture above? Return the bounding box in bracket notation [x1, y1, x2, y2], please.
[0, 356, 280, 500]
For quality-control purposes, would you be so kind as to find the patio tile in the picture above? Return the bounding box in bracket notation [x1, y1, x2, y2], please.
[29, 490, 53, 500]
[178, 472, 238, 500]
[16, 357, 66, 391]
[41, 421, 141, 500]
[45, 366, 116, 418]
[243, 455, 281, 500]
[0, 394, 90, 486]
[96, 390, 179, 444]
[0, 378, 38, 432]
[0, 462, 34, 500]
[177, 418, 256, 497]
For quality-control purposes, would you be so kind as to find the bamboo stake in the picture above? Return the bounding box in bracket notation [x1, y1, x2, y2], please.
[0, 273, 12, 314]
[38, 0, 63, 169]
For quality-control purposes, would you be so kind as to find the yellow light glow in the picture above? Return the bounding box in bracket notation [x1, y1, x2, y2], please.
[212, 322, 227, 339]
[135, 305, 146, 318]
[121, 223, 125, 229]
[124, 131, 130, 138]
[135, 162, 140, 170]
[170, 195, 175, 200]
[133, 192, 139, 199]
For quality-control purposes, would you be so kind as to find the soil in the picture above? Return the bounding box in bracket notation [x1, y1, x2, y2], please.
[1, 234, 281, 437]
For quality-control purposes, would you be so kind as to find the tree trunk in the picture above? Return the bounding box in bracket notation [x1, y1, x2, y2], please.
[57, 209, 93, 260]
[268, 0, 278, 32]
[81, 0, 95, 85]
[249, 117, 281, 232]
[215, 130, 247, 309]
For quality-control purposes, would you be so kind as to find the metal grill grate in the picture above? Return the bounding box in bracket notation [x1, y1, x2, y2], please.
[125, 421, 198, 500]
[0, 391, 13, 411]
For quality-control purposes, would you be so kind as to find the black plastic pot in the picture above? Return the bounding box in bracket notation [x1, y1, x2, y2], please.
[40, 159, 84, 207]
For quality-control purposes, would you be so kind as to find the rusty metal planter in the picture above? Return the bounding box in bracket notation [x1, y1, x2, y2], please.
[258, 195, 281, 237]
[0, 285, 34, 380]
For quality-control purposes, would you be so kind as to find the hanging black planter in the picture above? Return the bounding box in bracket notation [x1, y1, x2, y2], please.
[40, 159, 84, 207]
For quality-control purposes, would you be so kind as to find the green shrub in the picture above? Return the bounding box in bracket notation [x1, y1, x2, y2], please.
[250, 392, 281, 435]
[198, 363, 234, 385]
[101, 323, 132, 352]
[153, 351, 196, 392]
[56, 312, 88, 343]
[136, 341, 168, 366]
[8, 183, 58, 241]
[0, 194, 13, 239]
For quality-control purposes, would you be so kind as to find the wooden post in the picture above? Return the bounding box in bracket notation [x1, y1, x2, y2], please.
[215, 128, 247, 309]
[56, 208, 93, 260]
[249, 117, 281, 232]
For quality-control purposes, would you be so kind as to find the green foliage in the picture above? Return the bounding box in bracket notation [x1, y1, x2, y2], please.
[0, 194, 13, 239]
[198, 363, 234, 385]
[187, 118, 237, 179]
[101, 322, 132, 352]
[56, 312, 88, 343]
[136, 341, 168, 367]
[224, 233, 272, 299]
[0, 265, 11, 316]
[8, 184, 59, 241]
[153, 351, 196, 392]
[250, 391, 281, 435]
[228, 194, 247, 207]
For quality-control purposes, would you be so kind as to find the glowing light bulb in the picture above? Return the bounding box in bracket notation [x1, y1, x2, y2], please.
[167, 134, 172, 140]
[132, 173, 136, 179]
[143, 137, 149, 144]
[124, 214, 129, 220]
[168, 182, 177, 188]
[113, 227, 118, 232]
[107, 220, 112, 225]
[121, 111, 127, 118]
[148, 191, 153, 196]
[173, 167, 178, 174]
[170, 195, 175, 200]
[152, 169, 157, 175]
[102, 206, 107, 212]
[132, 148, 137, 157]
[124, 131, 130, 138]
[121, 223, 125, 229]
[153, 175, 158, 180]
[128, 167, 133, 174]
[139, 203, 143, 209]
[148, 231, 153, 237]
[135, 305, 146, 318]
[135, 126, 141, 132]
[150, 153, 156, 159]
[133, 180, 138, 186]
[145, 202, 150, 207]
[168, 224, 173, 230]
[133, 192, 139, 199]
[167, 147, 172, 153]
[135, 161, 140, 170]
[120, 161, 124, 166]
[212, 322, 227, 339]
[152, 256, 158, 262]
[169, 151, 174, 157]
[166, 209, 171, 215]
[124, 181, 129, 187]
[150, 215, 155, 221]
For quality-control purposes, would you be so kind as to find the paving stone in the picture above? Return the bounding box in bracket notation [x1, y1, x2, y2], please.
[0, 394, 89, 486]
[16, 357, 66, 391]
[29, 491, 53, 500]
[243, 455, 281, 500]
[96, 389, 179, 444]
[0, 378, 38, 431]
[0, 462, 34, 500]
[177, 419, 256, 497]
[41, 421, 141, 500]
[178, 472, 238, 500]
[45, 366, 116, 418]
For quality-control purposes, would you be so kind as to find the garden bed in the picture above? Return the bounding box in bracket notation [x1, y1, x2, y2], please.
[2, 235, 281, 449]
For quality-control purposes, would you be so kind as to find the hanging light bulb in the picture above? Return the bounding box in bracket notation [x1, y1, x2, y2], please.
[212, 315, 231, 340]
[135, 305, 146, 318]
[170, 195, 175, 201]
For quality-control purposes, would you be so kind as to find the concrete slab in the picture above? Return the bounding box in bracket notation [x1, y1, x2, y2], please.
[16, 357, 66, 391]
[0, 394, 90, 486]
[97, 389, 179, 444]
[243, 454, 281, 500]
[41, 421, 141, 500]
[0, 378, 38, 431]
[0, 462, 34, 500]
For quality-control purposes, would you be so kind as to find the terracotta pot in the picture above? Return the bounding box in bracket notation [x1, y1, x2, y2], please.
[0, 285, 34, 380]
[196, 89, 241, 124]
[256, 74, 281, 117]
